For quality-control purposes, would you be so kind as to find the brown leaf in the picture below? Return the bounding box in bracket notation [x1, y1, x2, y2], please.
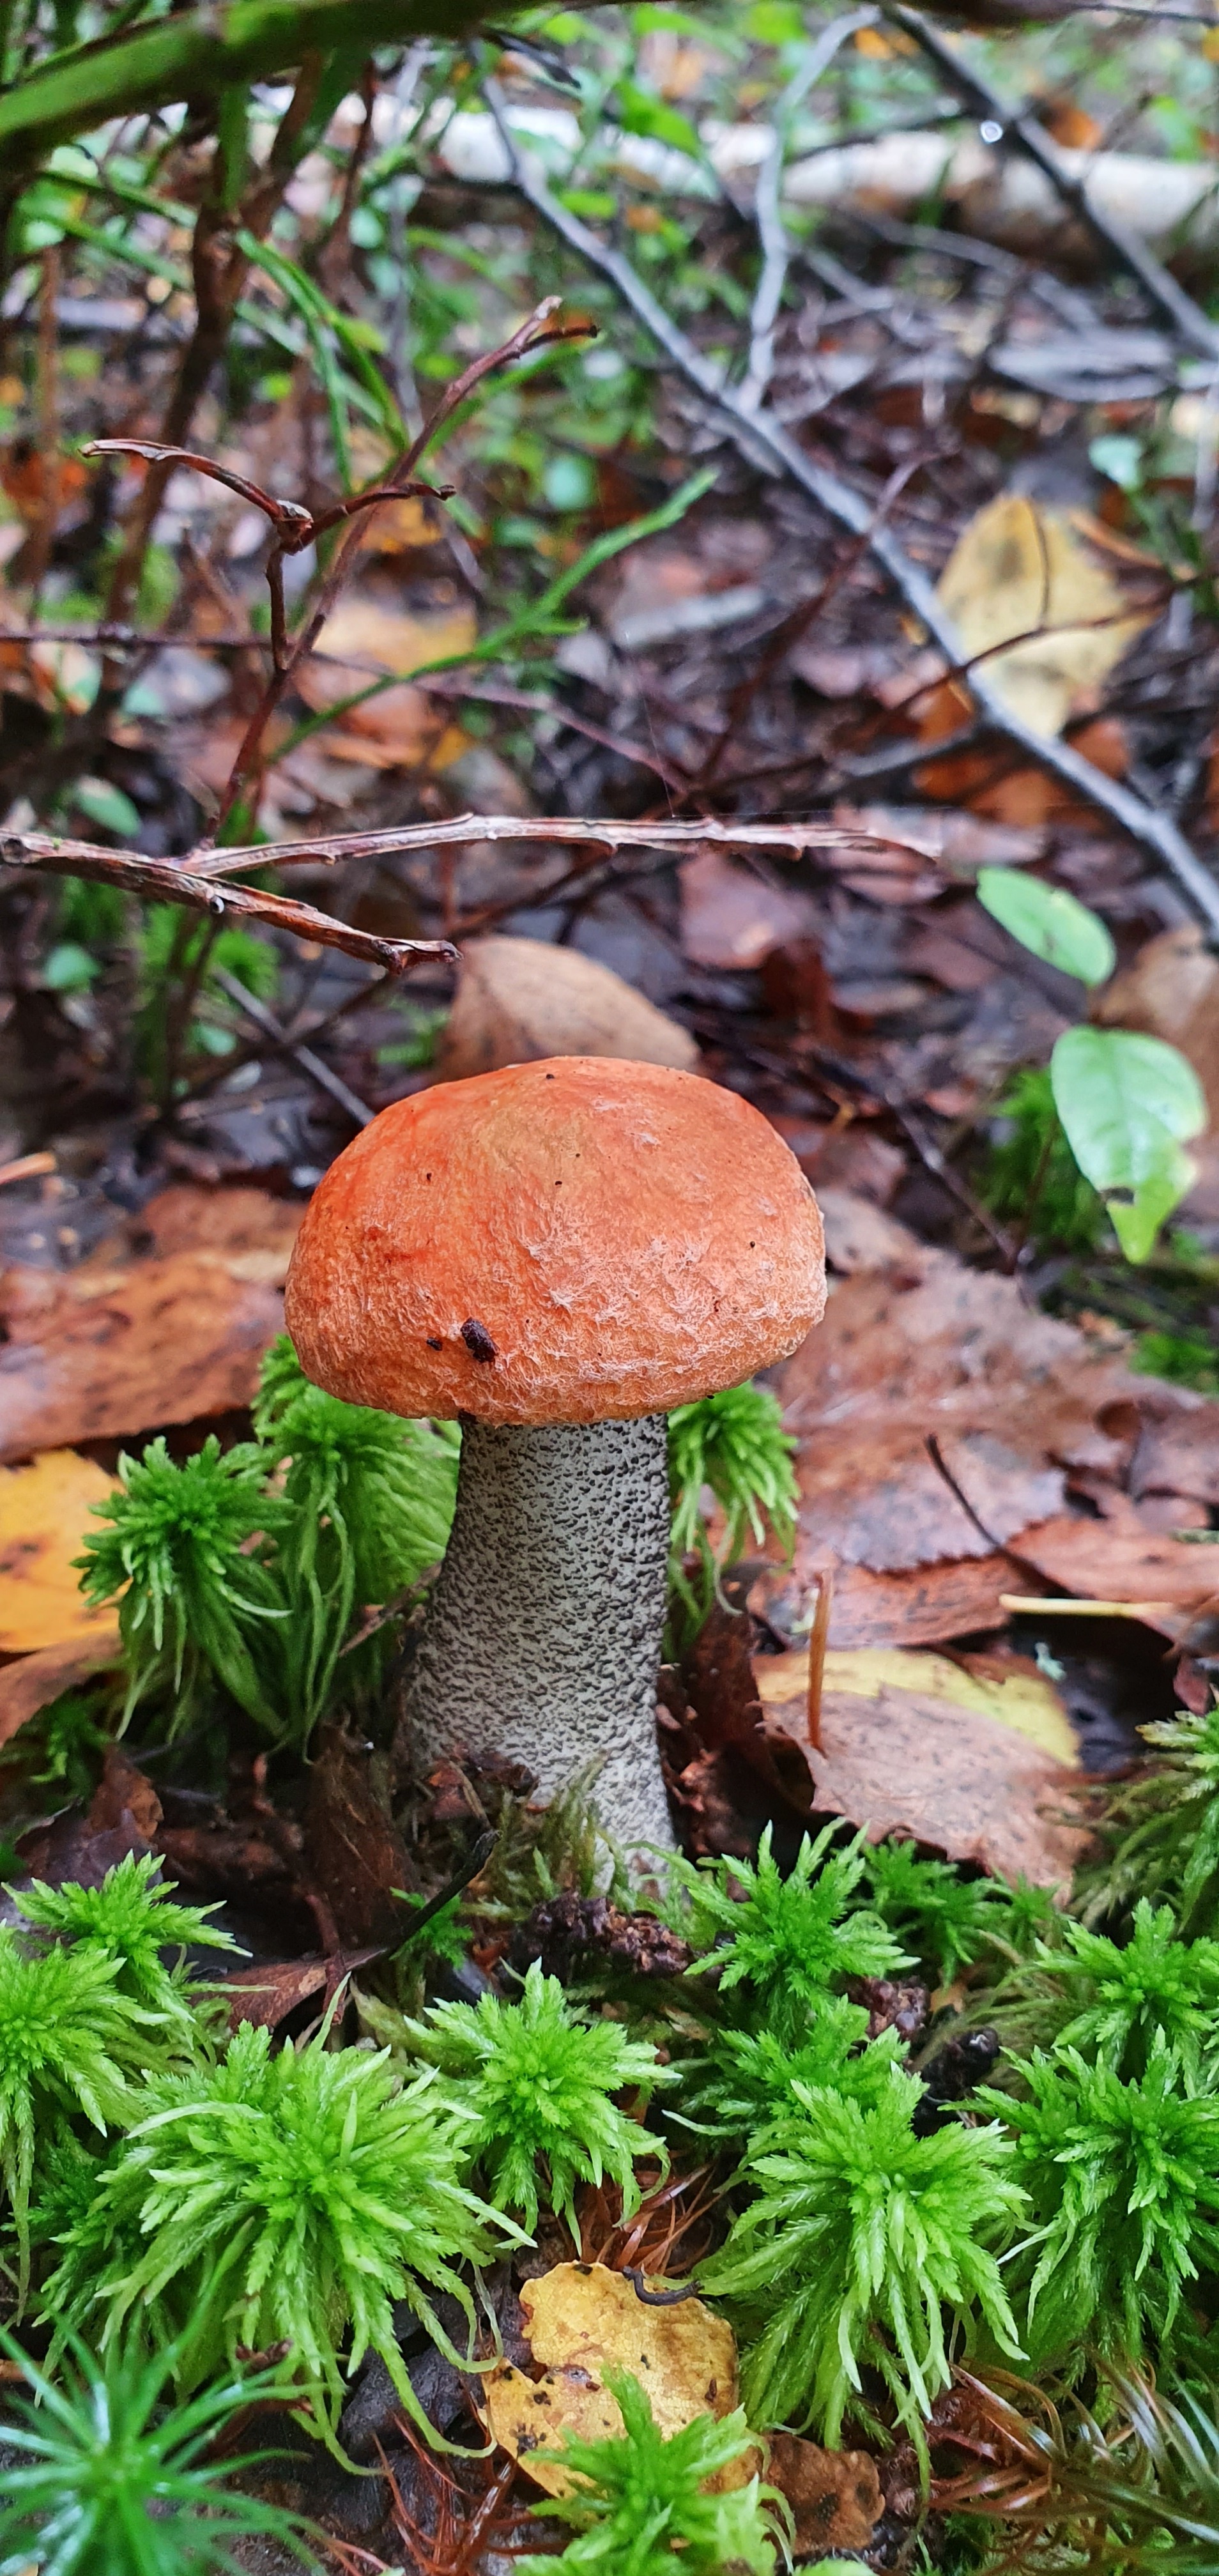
[18, 1742, 162, 1886]
[0, 1450, 119, 1650]
[753, 1665, 1085, 1885]
[303, 1723, 414, 1949]
[221, 1946, 382, 2031]
[0, 1634, 121, 1749]
[0, 1250, 289, 1460]
[678, 848, 821, 970]
[1018, 1508, 1219, 1614]
[437, 937, 698, 1082]
[767, 2434, 883, 2559]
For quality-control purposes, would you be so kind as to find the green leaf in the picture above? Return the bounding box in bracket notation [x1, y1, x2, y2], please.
[1051, 1026, 1208, 1264]
[977, 868, 1116, 988]
[70, 775, 142, 840]
[614, 77, 703, 160]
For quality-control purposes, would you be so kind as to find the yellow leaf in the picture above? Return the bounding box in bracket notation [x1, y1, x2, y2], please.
[484, 2262, 744, 2496]
[754, 1644, 1077, 1765]
[0, 1450, 119, 1653]
[935, 493, 1149, 740]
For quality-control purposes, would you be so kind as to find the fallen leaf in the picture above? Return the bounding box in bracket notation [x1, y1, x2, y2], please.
[18, 1742, 162, 1887]
[935, 493, 1148, 739]
[766, 2435, 883, 2559]
[793, 1644, 1077, 1764]
[0, 1450, 119, 1650]
[1018, 1506, 1219, 1614]
[486, 2262, 742, 2497]
[135, 1186, 303, 1264]
[303, 1724, 415, 1950]
[221, 1947, 382, 2032]
[0, 1634, 121, 1751]
[0, 1248, 291, 1461]
[758, 1225, 1219, 1650]
[436, 937, 699, 1081]
[300, 594, 474, 767]
[678, 848, 821, 970]
[754, 1666, 1085, 1886]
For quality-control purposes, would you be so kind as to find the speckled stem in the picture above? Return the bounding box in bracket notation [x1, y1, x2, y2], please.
[402, 1414, 675, 1860]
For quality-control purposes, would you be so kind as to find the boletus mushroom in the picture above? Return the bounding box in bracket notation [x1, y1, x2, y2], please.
[285, 1056, 824, 1860]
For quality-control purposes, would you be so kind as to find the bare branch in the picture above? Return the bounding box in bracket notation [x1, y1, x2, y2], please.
[0, 831, 457, 976]
[481, 77, 1219, 940]
[179, 812, 921, 879]
[739, 10, 878, 416]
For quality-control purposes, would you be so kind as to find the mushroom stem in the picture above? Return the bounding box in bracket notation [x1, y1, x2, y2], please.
[402, 1414, 676, 1858]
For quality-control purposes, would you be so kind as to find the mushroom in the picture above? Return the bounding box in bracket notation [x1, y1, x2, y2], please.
[284, 1056, 824, 1860]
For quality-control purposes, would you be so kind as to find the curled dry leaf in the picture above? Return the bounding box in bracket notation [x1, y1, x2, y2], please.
[437, 937, 699, 1081]
[0, 1635, 121, 1752]
[0, 1450, 119, 1651]
[484, 2260, 742, 2499]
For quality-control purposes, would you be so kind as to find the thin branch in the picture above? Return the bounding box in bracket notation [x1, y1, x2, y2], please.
[481, 79, 1219, 940]
[210, 298, 594, 838]
[739, 9, 878, 415]
[179, 813, 919, 880]
[210, 965, 375, 1127]
[0, 832, 457, 976]
[881, 2, 1219, 364]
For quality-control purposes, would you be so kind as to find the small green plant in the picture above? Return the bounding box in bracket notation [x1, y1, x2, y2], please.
[859, 1841, 1009, 1986]
[512, 2368, 788, 2576]
[976, 871, 1206, 1263]
[978, 2039, 1219, 2379]
[1131, 1328, 1219, 1393]
[0, 1930, 158, 2296]
[384, 1958, 669, 2235]
[43, 2020, 515, 2441]
[15, 1851, 237, 2033]
[75, 1435, 288, 1735]
[667, 1381, 797, 1637]
[670, 1823, 909, 2045]
[677, 1997, 905, 2143]
[252, 1335, 460, 1727]
[699, 2066, 1025, 2448]
[0, 2326, 320, 2575]
[1018, 1900, 1219, 2080]
[981, 1067, 1108, 1256]
[1081, 1704, 1219, 1936]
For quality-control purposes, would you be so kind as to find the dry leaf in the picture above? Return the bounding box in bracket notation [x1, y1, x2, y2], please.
[486, 2262, 741, 2497]
[300, 594, 474, 767]
[0, 1450, 119, 1650]
[935, 494, 1147, 739]
[755, 1662, 1084, 1886]
[678, 848, 820, 970]
[766, 2434, 882, 2558]
[0, 1634, 121, 1751]
[808, 1645, 1077, 1764]
[0, 1249, 290, 1460]
[436, 937, 700, 1081]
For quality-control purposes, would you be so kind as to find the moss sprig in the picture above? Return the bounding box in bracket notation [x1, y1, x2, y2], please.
[513, 2368, 788, 2575]
[667, 1381, 797, 1639]
[670, 1823, 909, 2044]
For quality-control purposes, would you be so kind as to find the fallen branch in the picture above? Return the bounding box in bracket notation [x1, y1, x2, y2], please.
[881, 1, 1219, 361]
[170, 812, 919, 879]
[0, 831, 457, 977]
[482, 79, 1219, 941]
[210, 966, 376, 1128]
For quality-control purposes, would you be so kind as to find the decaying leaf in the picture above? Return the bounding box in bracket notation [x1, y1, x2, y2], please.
[0, 1244, 293, 1461]
[756, 1202, 1219, 1650]
[935, 493, 1148, 739]
[437, 937, 699, 1080]
[0, 1634, 121, 1752]
[299, 594, 473, 768]
[753, 1657, 1085, 1887]
[766, 2434, 883, 2559]
[485, 2261, 740, 2498]
[0, 1450, 119, 1651]
[816, 1645, 1077, 1765]
[678, 848, 821, 970]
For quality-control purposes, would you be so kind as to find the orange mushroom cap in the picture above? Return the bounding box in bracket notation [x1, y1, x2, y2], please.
[286, 1056, 825, 1427]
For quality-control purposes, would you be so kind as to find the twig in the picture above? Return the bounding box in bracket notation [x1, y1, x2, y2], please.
[211, 297, 594, 838]
[0, 832, 456, 976]
[739, 9, 877, 415]
[482, 79, 1219, 940]
[881, 2, 1219, 364]
[188, 812, 915, 878]
[210, 965, 376, 1127]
